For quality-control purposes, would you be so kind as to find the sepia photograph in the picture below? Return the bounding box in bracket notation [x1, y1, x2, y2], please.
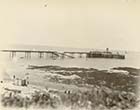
[0, 0, 140, 110]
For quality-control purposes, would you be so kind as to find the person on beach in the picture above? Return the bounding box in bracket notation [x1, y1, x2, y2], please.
[25, 73, 29, 86]
[13, 75, 16, 85]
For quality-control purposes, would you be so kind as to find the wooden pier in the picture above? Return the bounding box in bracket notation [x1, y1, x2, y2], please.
[0, 49, 125, 59]
[64, 52, 87, 58]
[1, 49, 87, 59]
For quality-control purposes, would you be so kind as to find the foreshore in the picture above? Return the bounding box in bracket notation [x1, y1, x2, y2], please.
[1, 65, 140, 110]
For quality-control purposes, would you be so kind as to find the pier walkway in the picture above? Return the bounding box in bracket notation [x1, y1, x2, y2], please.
[1, 49, 88, 59]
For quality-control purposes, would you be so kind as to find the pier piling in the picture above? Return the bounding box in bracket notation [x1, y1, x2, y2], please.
[1, 50, 88, 59]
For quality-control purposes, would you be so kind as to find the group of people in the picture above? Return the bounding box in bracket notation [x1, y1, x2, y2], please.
[12, 73, 29, 87]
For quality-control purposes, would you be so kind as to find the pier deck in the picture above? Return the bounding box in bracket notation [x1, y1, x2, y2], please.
[1, 49, 87, 59]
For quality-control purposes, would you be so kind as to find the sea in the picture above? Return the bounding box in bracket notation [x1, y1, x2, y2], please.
[0, 45, 140, 80]
[0, 45, 140, 79]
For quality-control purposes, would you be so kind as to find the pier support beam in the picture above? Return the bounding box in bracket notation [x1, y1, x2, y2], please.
[10, 52, 16, 59]
[70, 53, 74, 58]
[61, 53, 65, 59]
[51, 53, 55, 59]
[39, 52, 44, 58]
[25, 52, 31, 59]
[79, 53, 82, 58]
[45, 53, 48, 59]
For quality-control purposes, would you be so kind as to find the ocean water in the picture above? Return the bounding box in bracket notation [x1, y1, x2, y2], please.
[0, 45, 140, 79]
[0, 51, 140, 71]
[0, 45, 140, 72]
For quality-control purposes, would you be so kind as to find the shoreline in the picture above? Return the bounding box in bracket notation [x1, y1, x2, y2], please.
[1, 65, 140, 110]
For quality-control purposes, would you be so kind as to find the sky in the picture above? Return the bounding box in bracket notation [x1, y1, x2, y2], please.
[0, 0, 140, 51]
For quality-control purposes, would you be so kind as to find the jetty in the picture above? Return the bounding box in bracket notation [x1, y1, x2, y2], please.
[0, 49, 84, 59]
[0, 48, 125, 59]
